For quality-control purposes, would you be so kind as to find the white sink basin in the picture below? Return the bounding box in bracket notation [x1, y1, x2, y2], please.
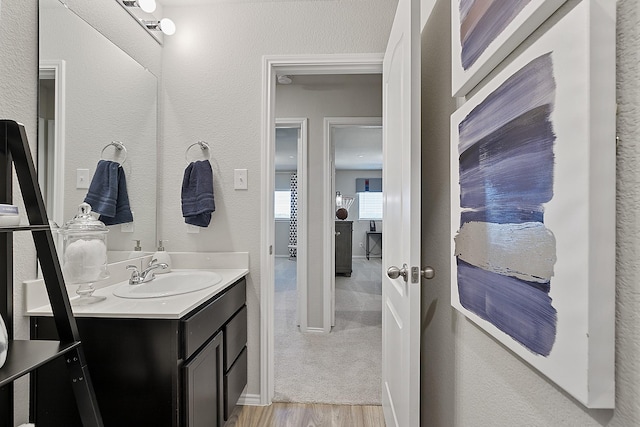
[113, 270, 223, 299]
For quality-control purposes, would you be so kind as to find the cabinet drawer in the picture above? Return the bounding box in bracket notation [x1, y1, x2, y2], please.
[182, 279, 246, 359]
[224, 347, 247, 420]
[224, 305, 247, 371]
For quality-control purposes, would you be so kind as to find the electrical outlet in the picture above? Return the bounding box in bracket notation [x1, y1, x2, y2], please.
[186, 224, 200, 234]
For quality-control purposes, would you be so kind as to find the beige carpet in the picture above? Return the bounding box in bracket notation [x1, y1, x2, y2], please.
[273, 257, 382, 405]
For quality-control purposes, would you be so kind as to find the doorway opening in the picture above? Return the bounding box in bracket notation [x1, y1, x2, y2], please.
[274, 119, 308, 331]
[261, 54, 384, 405]
[38, 60, 66, 229]
[326, 117, 383, 328]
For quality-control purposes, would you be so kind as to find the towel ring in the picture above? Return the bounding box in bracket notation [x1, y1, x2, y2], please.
[100, 141, 128, 165]
[185, 141, 211, 164]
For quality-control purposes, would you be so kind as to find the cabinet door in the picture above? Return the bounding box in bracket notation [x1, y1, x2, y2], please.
[335, 221, 353, 275]
[183, 331, 224, 427]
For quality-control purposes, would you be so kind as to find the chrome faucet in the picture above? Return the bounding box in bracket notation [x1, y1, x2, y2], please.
[126, 259, 168, 285]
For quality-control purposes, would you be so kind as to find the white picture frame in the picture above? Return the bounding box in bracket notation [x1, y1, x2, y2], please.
[450, 0, 615, 408]
[451, 0, 566, 97]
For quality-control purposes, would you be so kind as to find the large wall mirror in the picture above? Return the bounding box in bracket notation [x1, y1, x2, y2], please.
[38, 0, 158, 262]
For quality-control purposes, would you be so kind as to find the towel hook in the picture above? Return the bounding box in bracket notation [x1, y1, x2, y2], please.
[100, 140, 128, 165]
[185, 140, 211, 165]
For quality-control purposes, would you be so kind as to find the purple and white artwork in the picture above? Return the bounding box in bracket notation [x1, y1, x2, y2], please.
[451, 0, 615, 408]
[452, 0, 566, 97]
[458, 0, 531, 71]
[455, 53, 558, 356]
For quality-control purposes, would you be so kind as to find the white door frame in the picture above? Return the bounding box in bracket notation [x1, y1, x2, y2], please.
[260, 53, 383, 404]
[38, 59, 66, 228]
[323, 116, 383, 330]
[275, 118, 308, 331]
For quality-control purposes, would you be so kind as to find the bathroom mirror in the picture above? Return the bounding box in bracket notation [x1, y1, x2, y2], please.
[38, 0, 157, 262]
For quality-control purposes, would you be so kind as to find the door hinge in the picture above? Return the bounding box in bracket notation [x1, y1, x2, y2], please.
[269, 245, 273, 255]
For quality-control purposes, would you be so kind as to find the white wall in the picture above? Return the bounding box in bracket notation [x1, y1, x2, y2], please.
[420, 0, 639, 426]
[335, 169, 382, 258]
[0, 1, 38, 422]
[159, 0, 395, 400]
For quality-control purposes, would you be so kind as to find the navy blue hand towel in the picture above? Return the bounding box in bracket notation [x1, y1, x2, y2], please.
[84, 160, 133, 225]
[181, 160, 215, 227]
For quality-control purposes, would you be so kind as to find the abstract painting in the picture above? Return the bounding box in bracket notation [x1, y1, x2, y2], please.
[451, 0, 566, 97]
[451, 0, 615, 408]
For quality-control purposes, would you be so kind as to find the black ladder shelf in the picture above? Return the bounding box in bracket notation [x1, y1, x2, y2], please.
[0, 120, 103, 426]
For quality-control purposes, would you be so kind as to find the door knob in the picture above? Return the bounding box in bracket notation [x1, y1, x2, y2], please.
[421, 266, 435, 280]
[387, 263, 408, 281]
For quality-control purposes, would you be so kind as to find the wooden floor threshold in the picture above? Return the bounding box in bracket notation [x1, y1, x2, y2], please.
[225, 402, 386, 427]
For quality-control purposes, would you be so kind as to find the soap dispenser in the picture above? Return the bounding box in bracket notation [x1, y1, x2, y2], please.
[129, 239, 142, 259]
[152, 240, 171, 273]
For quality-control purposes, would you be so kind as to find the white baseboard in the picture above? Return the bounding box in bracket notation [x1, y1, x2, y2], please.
[238, 393, 263, 406]
[305, 327, 329, 334]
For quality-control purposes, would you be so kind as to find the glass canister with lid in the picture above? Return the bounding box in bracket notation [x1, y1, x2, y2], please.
[59, 202, 109, 305]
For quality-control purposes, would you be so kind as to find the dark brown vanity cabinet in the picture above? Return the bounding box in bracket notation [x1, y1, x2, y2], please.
[31, 278, 247, 427]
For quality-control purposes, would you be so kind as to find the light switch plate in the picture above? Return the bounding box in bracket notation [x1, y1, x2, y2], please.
[234, 168, 248, 190]
[76, 168, 90, 189]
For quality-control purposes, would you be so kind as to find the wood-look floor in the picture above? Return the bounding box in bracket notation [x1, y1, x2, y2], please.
[225, 403, 386, 427]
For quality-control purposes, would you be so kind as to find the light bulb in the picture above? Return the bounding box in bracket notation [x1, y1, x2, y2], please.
[160, 18, 176, 35]
[138, 0, 156, 13]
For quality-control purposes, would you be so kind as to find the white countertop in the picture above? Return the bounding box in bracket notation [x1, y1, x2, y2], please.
[24, 252, 249, 320]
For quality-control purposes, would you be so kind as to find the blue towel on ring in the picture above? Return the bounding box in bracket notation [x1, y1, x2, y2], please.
[84, 160, 133, 225]
[181, 160, 215, 227]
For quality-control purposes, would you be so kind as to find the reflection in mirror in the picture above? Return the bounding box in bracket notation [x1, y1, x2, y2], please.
[38, 0, 157, 263]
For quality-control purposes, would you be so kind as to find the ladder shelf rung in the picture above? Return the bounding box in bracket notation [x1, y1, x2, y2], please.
[0, 339, 81, 387]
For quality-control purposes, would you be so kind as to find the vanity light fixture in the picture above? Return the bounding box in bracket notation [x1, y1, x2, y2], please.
[144, 18, 177, 36]
[117, 0, 176, 44]
[123, 0, 156, 13]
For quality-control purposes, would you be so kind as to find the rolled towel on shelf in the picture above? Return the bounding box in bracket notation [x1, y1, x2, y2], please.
[181, 160, 215, 227]
[84, 160, 133, 225]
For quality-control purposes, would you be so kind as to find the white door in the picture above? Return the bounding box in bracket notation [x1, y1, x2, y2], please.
[381, 0, 421, 425]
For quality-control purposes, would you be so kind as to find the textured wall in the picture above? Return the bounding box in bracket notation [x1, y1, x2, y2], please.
[159, 0, 395, 395]
[0, 1, 38, 423]
[420, 0, 639, 425]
